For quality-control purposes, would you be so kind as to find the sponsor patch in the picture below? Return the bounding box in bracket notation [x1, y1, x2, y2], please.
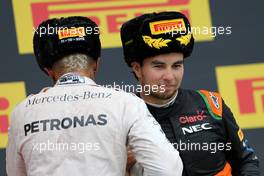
[179, 110, 208, 124]
[24, 114, 108, 136]
[58, 27, 86, 40]
[237, 128, 244, 141]
[57, 73, 85, 85]
[209, 92, 220, 109]
[198, 90, 223, 120]
[149, 19, 186, 35]
[182, 122, 212, 135]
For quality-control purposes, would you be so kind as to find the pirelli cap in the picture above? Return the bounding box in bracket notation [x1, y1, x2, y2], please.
[33, 16, 101, 74]
[121, 11, 194, 67]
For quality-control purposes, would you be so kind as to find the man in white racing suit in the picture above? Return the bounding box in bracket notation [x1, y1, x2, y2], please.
[6, 16, 183, 176]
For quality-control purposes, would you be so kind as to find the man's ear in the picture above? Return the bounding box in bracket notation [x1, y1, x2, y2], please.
[44, 68, 57, 83]
[44, 68, 54, 77]
[94, 57, 100, 73]
[131, 62, 142, 79]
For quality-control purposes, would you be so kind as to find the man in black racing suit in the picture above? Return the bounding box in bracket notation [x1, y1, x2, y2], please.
[146, 88, 259, 175]
[120, 11, 260, 175]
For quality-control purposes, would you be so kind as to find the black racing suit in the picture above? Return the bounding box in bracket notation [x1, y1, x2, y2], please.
[145, 88, 259, 176]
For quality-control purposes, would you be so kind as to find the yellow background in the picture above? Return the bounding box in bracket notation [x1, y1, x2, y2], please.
[0, 82, 26, 148]
[12, 0, 213, 54]
[216, 63, 264, 129]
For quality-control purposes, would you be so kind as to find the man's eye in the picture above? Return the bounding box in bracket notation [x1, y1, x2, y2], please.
[154, 65, 163, 68]
[173, 65, 182, 69]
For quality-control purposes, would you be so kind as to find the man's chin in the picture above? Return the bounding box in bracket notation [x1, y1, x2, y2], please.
[151, 90, 177, 100]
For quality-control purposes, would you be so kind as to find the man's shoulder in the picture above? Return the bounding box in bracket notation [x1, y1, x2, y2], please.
[11, 86, 52, 112]
[9, 95, 33, 126]
[183, 89, 224, 119]
[97, 85, 137, 97]
[93, 85, 143, 104]
[179, 88, 201, 98]
[179, 89, 223, 108]
[180, 88, 221, 98]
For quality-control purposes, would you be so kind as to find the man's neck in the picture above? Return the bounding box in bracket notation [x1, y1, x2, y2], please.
[140, 91, 178, 108]
[53, 71, 94, 83]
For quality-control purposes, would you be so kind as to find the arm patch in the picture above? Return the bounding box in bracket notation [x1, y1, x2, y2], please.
[197, 90, 223, 120]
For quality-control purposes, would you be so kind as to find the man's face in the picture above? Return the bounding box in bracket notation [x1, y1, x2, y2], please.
[132, 52, 184, 100]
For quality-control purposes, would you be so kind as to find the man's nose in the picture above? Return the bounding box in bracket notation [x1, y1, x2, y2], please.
[162, 68, 174, 81]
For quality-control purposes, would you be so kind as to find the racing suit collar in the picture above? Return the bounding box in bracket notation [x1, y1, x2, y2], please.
[55, 72, 96, 86]
[145, 91, 178, 108]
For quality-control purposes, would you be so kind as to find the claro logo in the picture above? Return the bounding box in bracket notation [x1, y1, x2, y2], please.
[12, 0, 213, 54]
[0, 82, 26, 148]
[179, 110, 207, 124]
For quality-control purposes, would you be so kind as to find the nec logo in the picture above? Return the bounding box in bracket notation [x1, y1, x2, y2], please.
[0, 97, 9, 134]
[182, 123, 212, 135]
[236, 77, 264, 114]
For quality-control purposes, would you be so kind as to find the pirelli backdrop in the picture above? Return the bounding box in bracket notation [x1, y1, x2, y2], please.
[0, 0, 264, 175]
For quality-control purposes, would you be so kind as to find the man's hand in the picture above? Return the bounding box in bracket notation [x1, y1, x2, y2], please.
[126, 145, 136, 172]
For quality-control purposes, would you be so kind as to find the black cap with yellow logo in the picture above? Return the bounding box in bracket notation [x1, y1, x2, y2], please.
[120, 11, 194, 67]
[33, 16, 101, 74]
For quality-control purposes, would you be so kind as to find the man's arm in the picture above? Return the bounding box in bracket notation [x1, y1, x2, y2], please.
[6, 108, 27, 176]
[223, 101, 259, 176]
[124, 96, 182, 176]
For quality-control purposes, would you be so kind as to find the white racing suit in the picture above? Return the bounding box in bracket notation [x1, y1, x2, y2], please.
[6, 73, 182, 176]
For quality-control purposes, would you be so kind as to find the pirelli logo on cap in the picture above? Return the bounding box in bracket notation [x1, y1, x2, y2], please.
[149, 19, 186, 35]
[58, 27, 86, 40]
